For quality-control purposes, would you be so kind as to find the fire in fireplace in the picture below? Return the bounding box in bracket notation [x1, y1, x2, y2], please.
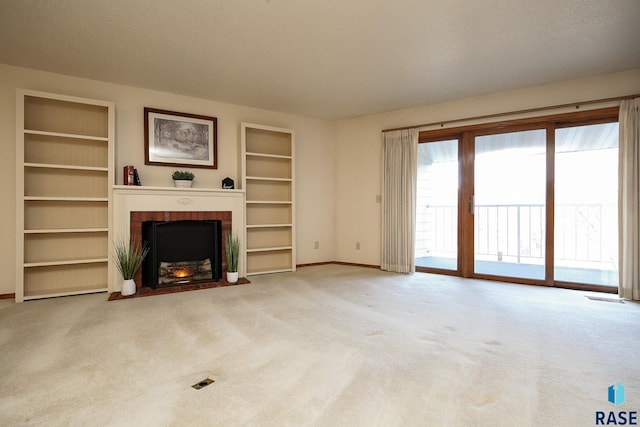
[142, 220, 222, 288]
[158, 259, 213, 285]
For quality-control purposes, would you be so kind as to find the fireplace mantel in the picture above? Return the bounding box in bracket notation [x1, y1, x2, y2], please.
[111, 185, 245, 293]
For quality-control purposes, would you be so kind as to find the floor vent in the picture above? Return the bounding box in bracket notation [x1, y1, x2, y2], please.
[192, 378, 215, 390]
[585, 296, 624, 304]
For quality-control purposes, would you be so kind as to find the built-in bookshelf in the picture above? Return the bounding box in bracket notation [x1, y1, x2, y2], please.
[16, 90, 114, 301]
[241, 123, 295, 275]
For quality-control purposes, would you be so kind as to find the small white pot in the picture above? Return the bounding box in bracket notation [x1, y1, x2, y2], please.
[121, 279, 137, 296]
[226, 272, 239, 284]
[174, 180, 193, 188]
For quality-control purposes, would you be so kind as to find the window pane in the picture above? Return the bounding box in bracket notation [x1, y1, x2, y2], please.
[554, 123, 618, 287]
[416, 139, 458, 270]
[474, 129, 546, 280]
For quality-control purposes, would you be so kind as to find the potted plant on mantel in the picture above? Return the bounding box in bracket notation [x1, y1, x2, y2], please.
[172, 170, 195, 188]
[113, 239, 149, 296]
[225, 232, 240, 284]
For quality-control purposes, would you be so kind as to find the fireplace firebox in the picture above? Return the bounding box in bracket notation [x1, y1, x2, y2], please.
[142, 220, 222, 288]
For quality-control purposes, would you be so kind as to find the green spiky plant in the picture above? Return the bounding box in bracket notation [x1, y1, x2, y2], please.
[225, 232, 240, 273]
[172, 170, 195, 180]
[113, 239, 149, 280]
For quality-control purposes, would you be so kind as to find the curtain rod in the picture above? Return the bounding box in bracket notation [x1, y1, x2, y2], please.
[382, 93, 640, 133]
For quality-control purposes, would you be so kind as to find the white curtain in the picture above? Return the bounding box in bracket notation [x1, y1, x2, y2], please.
[381, 129, 418, 273]
[619, 98, 640, 301]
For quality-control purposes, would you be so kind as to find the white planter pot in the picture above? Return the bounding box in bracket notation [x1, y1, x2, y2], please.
[174, 180, 193, 188]
[121, 279, 137, 296]
[226, 272, 239, 284]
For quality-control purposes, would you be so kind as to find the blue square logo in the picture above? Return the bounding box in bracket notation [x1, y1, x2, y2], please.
[608, 383, 625, 406]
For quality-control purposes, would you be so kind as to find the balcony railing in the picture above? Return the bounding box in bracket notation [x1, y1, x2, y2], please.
[475, 204, 544, 264]
[416, 203, 618, 268]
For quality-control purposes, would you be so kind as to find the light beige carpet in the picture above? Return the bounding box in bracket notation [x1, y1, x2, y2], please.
[1, 265, 638, 426]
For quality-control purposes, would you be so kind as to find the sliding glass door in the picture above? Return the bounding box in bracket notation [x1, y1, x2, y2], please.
[474, 129, 547, 280]
[415, 107, 619, 291]
[415, 139, 459, 271]
[554, 122, 619, 286]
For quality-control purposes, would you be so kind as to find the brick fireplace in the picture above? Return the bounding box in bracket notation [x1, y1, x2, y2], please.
[112, 186, 245, 294]
[130, 210, 231, 288]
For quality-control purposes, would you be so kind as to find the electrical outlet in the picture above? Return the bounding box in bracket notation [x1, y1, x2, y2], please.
[376, 195, 382, 203]
[356, 242, 361, 250]
[314, 241, 319, 249]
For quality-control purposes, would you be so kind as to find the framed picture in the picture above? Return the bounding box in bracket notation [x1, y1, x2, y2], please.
[144, 107, 217, 169]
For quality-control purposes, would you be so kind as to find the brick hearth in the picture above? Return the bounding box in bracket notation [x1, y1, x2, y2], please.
[108, 276, 250, 301]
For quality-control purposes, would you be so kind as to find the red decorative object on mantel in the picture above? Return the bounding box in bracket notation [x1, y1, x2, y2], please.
[123, 165, 141, 185]
[123, 165, 135, 185]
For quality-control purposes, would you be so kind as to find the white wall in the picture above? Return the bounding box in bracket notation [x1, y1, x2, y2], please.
[0, 63, 336, 295]
[334, 68, 640, 266]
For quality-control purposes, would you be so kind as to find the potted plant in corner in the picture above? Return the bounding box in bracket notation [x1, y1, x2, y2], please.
[225, 232, 240, 284]
[113, 239, 149, 296]
[172, 170, 195, 187]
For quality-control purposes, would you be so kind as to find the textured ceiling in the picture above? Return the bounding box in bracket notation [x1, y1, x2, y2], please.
[1, 0, 639, 120]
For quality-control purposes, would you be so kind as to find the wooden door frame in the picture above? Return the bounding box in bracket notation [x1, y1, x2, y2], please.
[416, 107, 619, 292]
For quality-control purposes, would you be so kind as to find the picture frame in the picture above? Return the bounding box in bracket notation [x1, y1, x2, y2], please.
[144, 107, 217, 169]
